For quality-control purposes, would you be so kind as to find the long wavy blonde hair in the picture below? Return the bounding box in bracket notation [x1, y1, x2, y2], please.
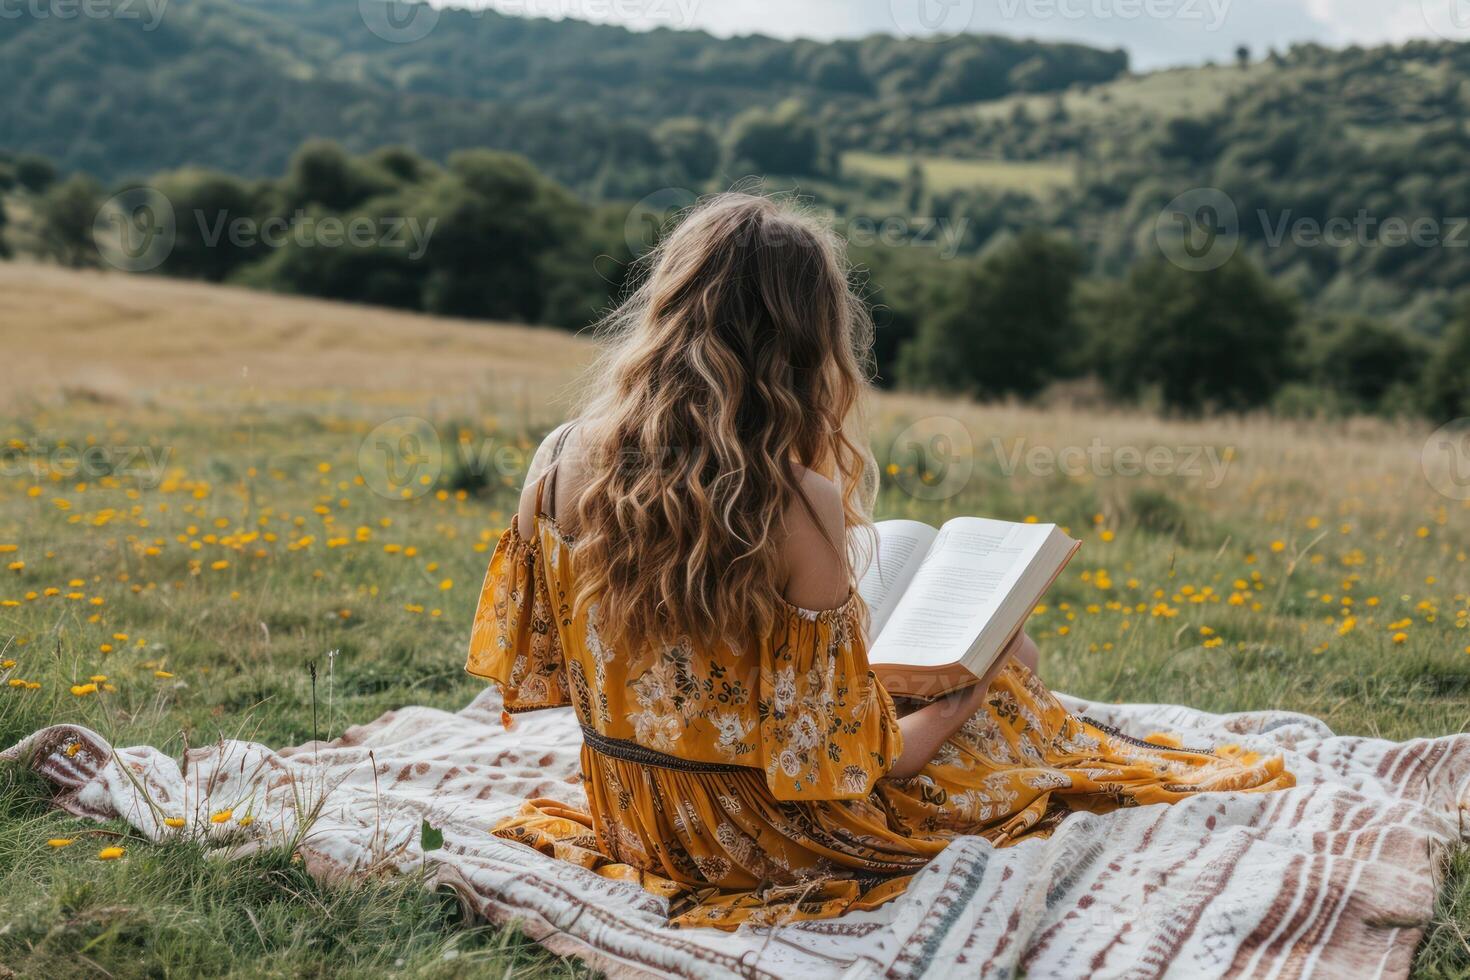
[571, 192, 876, 650]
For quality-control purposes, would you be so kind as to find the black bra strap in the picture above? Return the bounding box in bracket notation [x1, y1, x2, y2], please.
[535, 422, 578, 520]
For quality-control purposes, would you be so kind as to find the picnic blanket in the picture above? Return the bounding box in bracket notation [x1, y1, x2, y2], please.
[5, 688, 1468, 979]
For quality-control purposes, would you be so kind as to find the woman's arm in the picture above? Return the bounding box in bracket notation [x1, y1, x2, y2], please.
[886, 631, 1037, 780]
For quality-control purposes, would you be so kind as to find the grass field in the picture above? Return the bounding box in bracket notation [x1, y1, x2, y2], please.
[967, 63, 1275, 125]
[841, 151, 1076, 197]
[841, 66, 1271, 203]
[0, 264, 1467, 977]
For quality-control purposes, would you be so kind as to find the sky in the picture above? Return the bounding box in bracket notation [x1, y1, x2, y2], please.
[482, 0, 1470, 70]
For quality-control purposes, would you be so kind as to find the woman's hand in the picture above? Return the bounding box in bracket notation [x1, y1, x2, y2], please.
[888, 682, 987, 780]
[884, 631, 1036, 780]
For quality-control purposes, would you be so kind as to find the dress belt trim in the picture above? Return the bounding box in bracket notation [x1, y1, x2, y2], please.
[1081, 716, 1219, 757]
[580, 725, 755, 775]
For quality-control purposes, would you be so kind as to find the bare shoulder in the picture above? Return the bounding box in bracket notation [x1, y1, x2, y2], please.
[779, 467, 851, 612]
[515, 421, 583, 533]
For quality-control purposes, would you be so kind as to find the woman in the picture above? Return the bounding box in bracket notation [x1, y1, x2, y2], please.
[467, 193, 1292, 929]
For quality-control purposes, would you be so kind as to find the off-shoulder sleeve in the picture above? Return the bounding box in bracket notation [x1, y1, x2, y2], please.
[758, 598, 903, 801]
[465, 518, 571, 711]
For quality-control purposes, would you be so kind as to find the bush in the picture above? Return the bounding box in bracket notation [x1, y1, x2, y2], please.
[35, 174, 102, 268]
[1271, 382, 1351, 420]
[15, 154, 56, 194]
[1083, 255, 1299, 413]
[148, 168, 263, 282]
[286, 140, 401, 213]
[1296, 315, 1428, 412]
[1423, 301, 1470, 422]
[725, 101, 824, 176]
[653, 119, 721, 184]
[898, 230, 1085, 398]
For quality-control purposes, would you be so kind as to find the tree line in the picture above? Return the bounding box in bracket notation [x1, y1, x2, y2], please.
[889, 230, 1467, 421]
[6, 2, 1470, 336]
[0, 0, 1123, 189]
[4, 143, 1466, 422]
[874, 41, 1470, 336]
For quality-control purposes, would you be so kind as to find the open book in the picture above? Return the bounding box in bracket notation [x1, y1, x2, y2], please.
[855, 517, 1080, 699]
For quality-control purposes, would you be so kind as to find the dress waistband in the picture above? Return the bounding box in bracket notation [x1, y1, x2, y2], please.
[580, 725, 754, 775]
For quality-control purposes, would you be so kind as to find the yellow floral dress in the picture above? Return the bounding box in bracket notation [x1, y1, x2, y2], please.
[466, 515, 1294, 930]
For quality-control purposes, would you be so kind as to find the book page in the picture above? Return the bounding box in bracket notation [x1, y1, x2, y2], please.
[854, 520, 936, 638]
[868, 518, 1054, 669]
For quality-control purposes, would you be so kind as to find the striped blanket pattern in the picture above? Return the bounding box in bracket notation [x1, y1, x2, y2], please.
[5, 687, 1467, 979]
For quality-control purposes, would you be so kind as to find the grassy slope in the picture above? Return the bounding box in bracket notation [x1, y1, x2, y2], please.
[0, 266, 1465, 976]
[968, 62, 1276, 125]
[841, 151, 1076, 196]
[838, 63, 1274, 198]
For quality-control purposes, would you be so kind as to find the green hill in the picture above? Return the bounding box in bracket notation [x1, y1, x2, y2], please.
[0, 0, 1123, 194]
[5, 2, 1470, 333]
[855, 42, 1470, 332]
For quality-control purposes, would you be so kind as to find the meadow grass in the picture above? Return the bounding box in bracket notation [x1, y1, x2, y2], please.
[0, 270, 1467, 975]
[966, 63, 1274, 125]
[840, 151, 1075, 197]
